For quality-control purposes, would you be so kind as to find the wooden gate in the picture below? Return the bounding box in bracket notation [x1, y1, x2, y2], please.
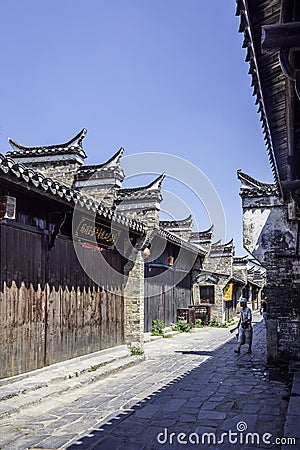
[144, 266, 191, 332]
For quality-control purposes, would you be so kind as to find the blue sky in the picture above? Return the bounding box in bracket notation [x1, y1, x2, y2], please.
[0, 1, 273, 255]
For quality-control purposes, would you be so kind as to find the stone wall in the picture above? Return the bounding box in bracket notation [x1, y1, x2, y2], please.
[74, 159, 125, 208]
[240, 190, 300, 363]
[116, 201, 161, 231]
[211, 284, 226, 323]
[32, 161, 81, 187]
[22, 161, 82, 188]
[76, 183, 120, 208]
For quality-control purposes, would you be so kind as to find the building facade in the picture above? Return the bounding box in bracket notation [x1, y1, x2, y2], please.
[0, 151, 145, 378]
[160, 217, 265, 324]
[1, 130, 207, 376]
[236, 0, 300, 363]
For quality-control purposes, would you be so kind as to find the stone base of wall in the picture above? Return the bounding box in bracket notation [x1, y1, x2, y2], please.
[266, 262, 300, 364]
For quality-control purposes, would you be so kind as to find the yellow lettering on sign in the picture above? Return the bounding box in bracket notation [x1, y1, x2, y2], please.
[78, 219, 115, 246]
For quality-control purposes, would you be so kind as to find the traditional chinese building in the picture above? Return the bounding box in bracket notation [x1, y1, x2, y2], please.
[7, 129, 88, 187]
[236, 0, 300, 363]
[143, 227, 204, 331]
[1, 130, 208, 377]
[160, 217, 265, 324]
[191, 235, 246, 323]
[0, 150, 145, 379]
[115, 179, 205, 331]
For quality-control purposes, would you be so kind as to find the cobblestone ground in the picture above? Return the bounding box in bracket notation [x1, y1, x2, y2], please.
[0, 316, 292, 450]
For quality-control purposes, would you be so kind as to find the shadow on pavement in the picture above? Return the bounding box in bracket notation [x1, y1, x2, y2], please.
[66, 321, 290, 450]
[176, 350, 222, 356]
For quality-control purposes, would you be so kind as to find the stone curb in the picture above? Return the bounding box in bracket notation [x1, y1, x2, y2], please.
[0, 349, 145, 420]
[0, 344, 129, 387]
[144, 329, 180, 342]
[282, 364, 300, 448]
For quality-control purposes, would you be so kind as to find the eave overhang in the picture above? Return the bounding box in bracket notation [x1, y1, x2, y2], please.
[0, 153, 145, 234]
[235, 0, 300, 198]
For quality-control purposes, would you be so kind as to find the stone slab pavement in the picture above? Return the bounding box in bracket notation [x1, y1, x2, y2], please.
[0, 345, 145, 420]
[0, 314, 297, 450]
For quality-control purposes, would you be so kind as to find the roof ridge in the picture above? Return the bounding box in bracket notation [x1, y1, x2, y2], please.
[76, 148, 124, 175]
[156, 228, 206, 255]
[237, 170, 280, 197]
[190, 224, 214, 236]
[237, 170, 277, 189]
[159, 214, 193, 226]
[7, 129, 87, 159]
[211, 238, 234, 247]
[119, 173, 165, 194]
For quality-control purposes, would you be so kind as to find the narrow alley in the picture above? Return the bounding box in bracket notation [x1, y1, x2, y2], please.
[0, 315, 293, 450]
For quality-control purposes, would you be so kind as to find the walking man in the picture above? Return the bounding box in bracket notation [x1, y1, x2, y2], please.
[260, 298, 267, 323]
[234, 298, 253, 354]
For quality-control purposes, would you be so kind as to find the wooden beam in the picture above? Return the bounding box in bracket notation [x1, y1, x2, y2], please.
[286, 75, 295, 181]
[262, 22, 300, 51]
[282, 179, 300, 190]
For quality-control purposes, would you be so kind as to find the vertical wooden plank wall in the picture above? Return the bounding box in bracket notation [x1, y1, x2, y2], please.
[0, 225, 125, 379]
[0, 225, 47, 378]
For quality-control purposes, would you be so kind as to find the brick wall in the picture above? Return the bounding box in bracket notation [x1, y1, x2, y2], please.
[23, 161, 81, 188]
[123, 250, 145, 348]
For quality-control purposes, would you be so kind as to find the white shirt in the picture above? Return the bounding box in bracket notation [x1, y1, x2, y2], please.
[240, 306, 252, 325]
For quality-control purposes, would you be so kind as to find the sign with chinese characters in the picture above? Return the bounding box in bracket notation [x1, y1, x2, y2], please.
[277, 317, 300, 335]
[73, 215, 119, 250]
[223, 282, 233, 301]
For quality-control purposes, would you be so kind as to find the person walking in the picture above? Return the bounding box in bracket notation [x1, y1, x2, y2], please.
[234, 298, 253, 354]
[260, 298, 267, 323]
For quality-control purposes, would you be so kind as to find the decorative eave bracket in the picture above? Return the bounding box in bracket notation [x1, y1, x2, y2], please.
[262, 18, 300, 99]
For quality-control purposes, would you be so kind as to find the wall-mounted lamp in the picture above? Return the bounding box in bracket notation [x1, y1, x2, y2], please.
[167, 256, 174, 266]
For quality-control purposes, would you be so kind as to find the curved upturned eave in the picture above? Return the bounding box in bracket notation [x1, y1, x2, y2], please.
[237, 169, 278, 190]
[118, 173, 166, 196]
[198, 224, 214, 235]
[76, 148, 125, 178]
[0, 152, 145, 233]
[94, 147, 124, 169]
[159, 214, 193, 227]
[143, 173, 166, 190]
[211, 237, 234, 248]
[8, 128, 87, 158]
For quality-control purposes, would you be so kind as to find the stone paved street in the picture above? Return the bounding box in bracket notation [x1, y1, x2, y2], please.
[0, 315, 294, 450]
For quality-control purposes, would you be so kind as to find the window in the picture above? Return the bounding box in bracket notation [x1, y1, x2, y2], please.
[200, 286, 215, 304]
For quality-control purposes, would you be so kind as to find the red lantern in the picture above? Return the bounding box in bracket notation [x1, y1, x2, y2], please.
[167, 256, 174, 266]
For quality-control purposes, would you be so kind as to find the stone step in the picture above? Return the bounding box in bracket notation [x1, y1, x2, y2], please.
[0, 345, 144, 419]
